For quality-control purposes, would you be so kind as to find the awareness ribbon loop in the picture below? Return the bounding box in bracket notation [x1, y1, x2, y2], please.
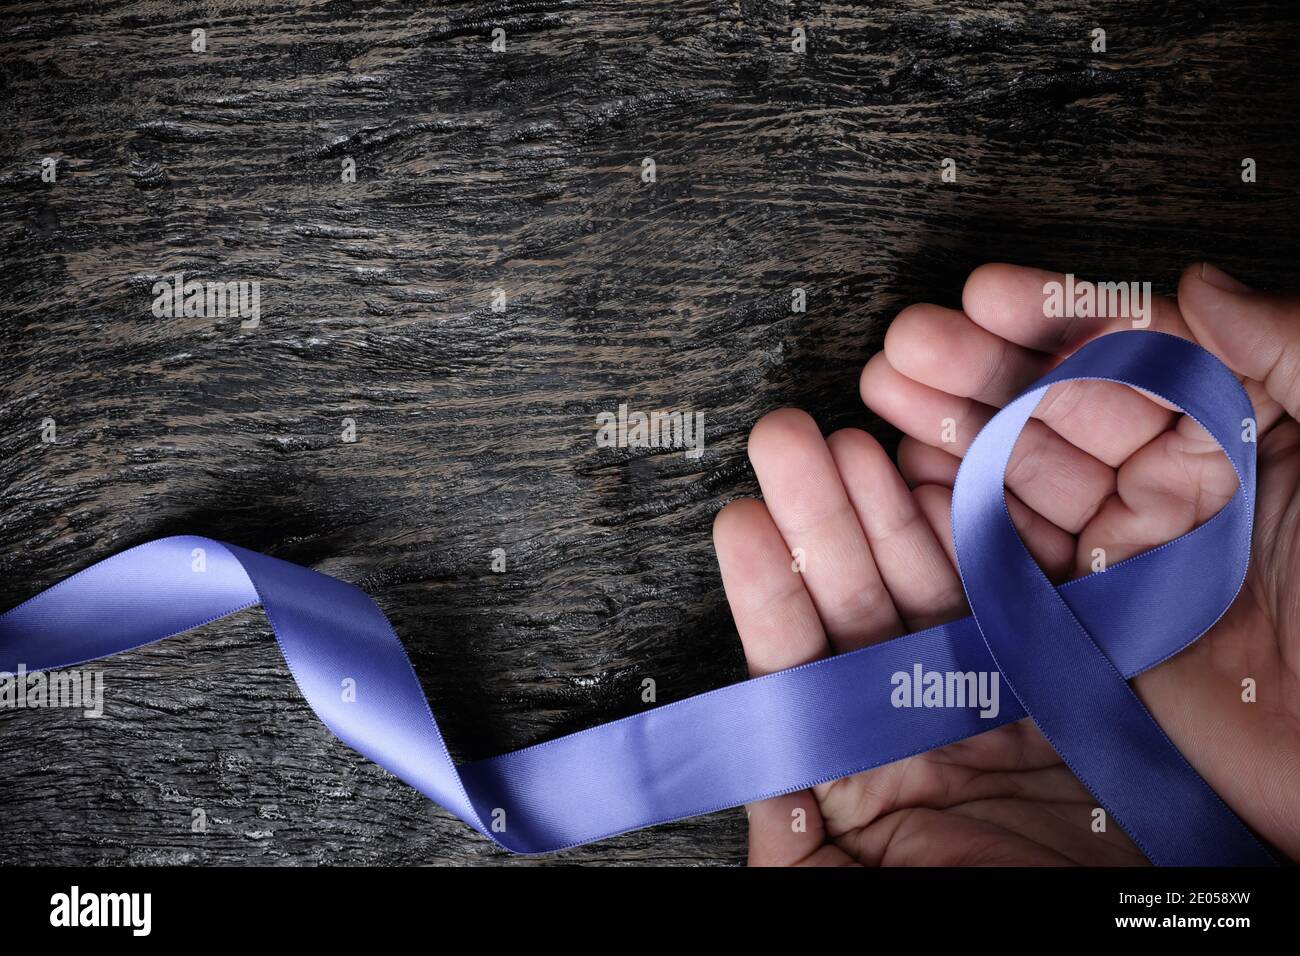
[0, 330, 1275, 863]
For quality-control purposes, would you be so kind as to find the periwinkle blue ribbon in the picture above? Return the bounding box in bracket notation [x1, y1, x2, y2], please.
[0, 331, 1275, 863]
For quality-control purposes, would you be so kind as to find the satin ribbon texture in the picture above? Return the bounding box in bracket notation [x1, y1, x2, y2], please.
[0, 329, 1277, 863]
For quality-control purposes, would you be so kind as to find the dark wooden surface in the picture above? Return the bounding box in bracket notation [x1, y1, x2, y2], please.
[1, 1, 1299, 866]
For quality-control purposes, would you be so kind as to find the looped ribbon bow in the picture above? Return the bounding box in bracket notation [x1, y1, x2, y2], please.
[0, 330, 1277, 863]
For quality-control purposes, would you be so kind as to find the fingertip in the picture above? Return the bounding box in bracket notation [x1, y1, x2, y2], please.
[826, 425, 885, 461]
[712, 497, 765, 545]
[1176, 262, 1223, 313]
[884, 299, 1049, 404]
[859, 350, 894, 407]
[826, 426, 897, 495]
[1176, 261, 1290, 393]
[882, 303, 950, 383]
[1177, 260, 1253, 312]
[748, 407, 818, 464]
[1195, 261, 1253, 293]
[1176, 261, 1206, 297]
[962, 261, 1016, 305]
[961, 262, 1042, 327]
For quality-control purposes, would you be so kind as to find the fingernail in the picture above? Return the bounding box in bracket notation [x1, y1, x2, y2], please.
[1199, 262, 1253, 294]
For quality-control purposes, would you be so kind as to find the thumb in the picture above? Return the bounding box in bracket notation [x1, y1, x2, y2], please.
[1178, 262, 1300, 420]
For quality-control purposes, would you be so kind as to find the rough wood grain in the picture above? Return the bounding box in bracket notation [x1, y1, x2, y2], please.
[1, 0, 1299, 865]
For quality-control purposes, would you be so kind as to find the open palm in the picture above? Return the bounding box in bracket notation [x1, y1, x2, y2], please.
[713, 262, 1300, 866]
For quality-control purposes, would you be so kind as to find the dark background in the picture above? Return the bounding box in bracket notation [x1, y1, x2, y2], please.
[1, 1, 1297, 865]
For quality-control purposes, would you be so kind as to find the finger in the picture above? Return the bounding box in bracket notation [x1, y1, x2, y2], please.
[714, 498, 830, 671]
[1077, 415, 1242, 574]
[1031, 379, 1177, 468]
[713, 498, 830, 866]
[883, 303, 1051, 407]
[884, 302, 1176, 468]
[861, 353, 1116, 534]
[961, 262, 1191, 355]
[892, 381, 1245, 582]
[913, 483, 1076, 583]
[860, 350, 991, 449]
[897, 435, 1095, 583]
[1178, 262, 1300, 423]
[961, 263, 1284, 441]
[748, 408, 905, 653]
[897, 436, 959, 488]
[825, 428, 967, 630]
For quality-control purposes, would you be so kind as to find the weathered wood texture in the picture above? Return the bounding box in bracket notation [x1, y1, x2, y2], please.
[1, 0, 1298, 866]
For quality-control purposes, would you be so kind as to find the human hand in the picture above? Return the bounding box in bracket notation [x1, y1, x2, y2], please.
[713, 263, 1300, 865]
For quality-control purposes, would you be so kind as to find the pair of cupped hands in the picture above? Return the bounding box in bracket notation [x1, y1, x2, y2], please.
[713, 263, 1300, 865]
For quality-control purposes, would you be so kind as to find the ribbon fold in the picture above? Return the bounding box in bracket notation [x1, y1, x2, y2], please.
[0, 330, 1275, 863]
